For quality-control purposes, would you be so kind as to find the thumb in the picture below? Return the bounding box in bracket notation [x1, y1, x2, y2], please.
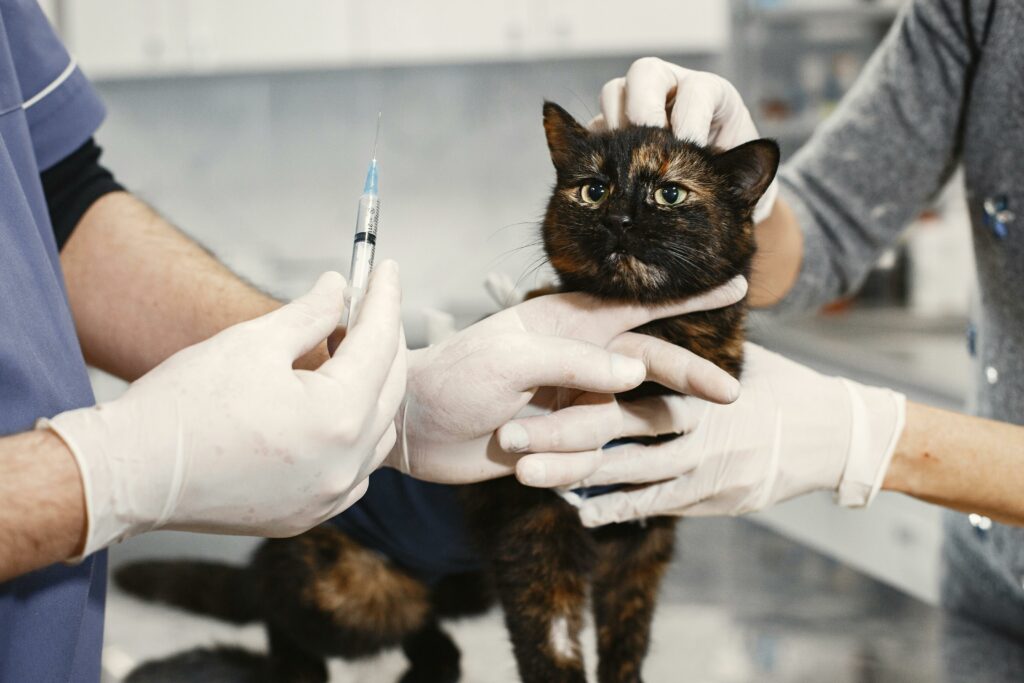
[262, 271, 347, 360]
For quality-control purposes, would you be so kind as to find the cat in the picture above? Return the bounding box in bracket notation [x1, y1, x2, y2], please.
[114, 101, 778, 683]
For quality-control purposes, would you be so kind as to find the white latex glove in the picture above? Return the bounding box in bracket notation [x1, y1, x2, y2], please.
[40, 263, 406, 558]
[595, 57, 777, 223]
[510, 343, 905, 527]
[386, 277, 748, 484]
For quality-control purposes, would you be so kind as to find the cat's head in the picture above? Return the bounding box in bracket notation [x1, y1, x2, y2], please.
[541, 101, 779, 303]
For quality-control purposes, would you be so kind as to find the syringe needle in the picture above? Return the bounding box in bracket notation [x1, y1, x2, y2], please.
[371, 111, 382, 161]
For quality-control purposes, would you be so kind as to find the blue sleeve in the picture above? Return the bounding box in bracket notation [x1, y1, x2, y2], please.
[4, 0, 105, 170]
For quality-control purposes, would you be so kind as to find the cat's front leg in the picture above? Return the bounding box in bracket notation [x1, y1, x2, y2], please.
[463, 480, 593, 683]
[591, 517, 677, 683]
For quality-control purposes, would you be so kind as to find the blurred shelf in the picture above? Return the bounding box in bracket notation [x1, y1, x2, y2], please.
[753, 3, 900, 24]
[760, 114, 822, 141]
[750, 308, 971, 409]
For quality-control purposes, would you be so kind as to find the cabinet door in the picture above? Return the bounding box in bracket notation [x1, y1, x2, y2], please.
[182, 0, 353, 72]
[347, 0, 532, 65]
[63, 0, 193, 79]
[531, 0, 729, 57]
[65, 0, 354, 77]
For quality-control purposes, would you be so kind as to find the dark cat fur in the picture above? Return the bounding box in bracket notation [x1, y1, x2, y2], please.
[114, 102, 778, 683]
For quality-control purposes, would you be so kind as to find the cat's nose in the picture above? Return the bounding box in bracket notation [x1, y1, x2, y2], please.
[604, 214, 633, 232]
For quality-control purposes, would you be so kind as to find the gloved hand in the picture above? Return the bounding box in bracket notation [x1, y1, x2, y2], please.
[386, 277, 748, 484]
[595, 57, 777, 223]
[40, 263, 405, 558]
[510, 343, 905, 527]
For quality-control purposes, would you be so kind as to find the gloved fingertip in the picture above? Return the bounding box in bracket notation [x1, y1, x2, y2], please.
[723, 275, 749, 302]
[729, 380, 741, 403]
[683, 131, 711, 147]
[497, 423, 530, 453]
[313, 270, 347, 296]
[611, 354, 646, 386]
[722, 376, 741, 403]
[579, 505, 607, 528]
[516, 459, 547, 487]
[631, 111, 669, 129]
[374, 259, 400, 278]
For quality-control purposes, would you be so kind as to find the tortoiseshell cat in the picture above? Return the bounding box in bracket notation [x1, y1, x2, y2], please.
[115, 102, 778, 683]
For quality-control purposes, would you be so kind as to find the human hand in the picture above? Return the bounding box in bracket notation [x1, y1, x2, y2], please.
[41, 263, 406, 558]
[595, 57, 777, 223]
[386, 277, 747, 484]
[513, 343, 905, 526]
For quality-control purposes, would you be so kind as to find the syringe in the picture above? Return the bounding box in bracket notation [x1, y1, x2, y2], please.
[343, 113, 382, 327]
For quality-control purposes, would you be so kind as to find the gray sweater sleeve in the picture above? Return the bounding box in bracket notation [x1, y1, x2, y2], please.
[769, 0, 991, 315]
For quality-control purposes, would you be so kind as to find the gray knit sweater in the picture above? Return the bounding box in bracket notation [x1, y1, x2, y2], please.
[771, 0, 1024, 638]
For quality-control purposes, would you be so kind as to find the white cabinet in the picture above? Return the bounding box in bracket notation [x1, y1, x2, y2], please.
[184, 1, 353, 72]
[62, 1, 193, 78]
[59, 0, 729, 80]
[62, 0, 353, 78]
[530, 0, 729, 58]
[348, 0, 533, 65]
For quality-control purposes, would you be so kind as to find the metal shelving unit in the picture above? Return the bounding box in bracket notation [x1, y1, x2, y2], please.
[731, 0, 899, 158]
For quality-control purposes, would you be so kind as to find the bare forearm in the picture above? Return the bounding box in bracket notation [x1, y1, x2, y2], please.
[60, 192, 329, 380]
[0, 430, 86, 581]
[748, 197, 803, 308]
[885, 402, 1024, 525]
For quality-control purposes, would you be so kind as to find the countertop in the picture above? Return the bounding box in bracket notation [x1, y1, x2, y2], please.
[749, 307, 972, 409]
[104, 518, 1024, 682]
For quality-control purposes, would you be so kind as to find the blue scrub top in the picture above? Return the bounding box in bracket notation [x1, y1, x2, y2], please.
[0, 1, 107, 681]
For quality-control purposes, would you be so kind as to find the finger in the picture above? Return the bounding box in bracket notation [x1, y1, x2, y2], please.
[373, 421, 399, 469]
[627, 276, 748, 329]
[618, 394, 704, 438]
[322, 478, 372, 521]
[261, 271, 347, 360]
[624, 57, 678, 128]
[498, 394, 622, 453]
[321, 260, 402, 396]
[577, 431, 703, 487]
[578, 483, 676, 527]
[600, 77, 628, 130]
[506, 336, 645, 393]
[500, 392, 694, 454]
[668, 70, 722, 145]
[372, 328, 408, 436]
[679, 71, 752, 150]
[516, 449, 604, 488]
[608, 333, 740, 403]
[587, 113, 609, 133]
[522, 276, 747, 344]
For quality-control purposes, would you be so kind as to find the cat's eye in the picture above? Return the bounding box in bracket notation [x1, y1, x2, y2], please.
[654, 184, 689, 206]
[580, 182, 608, 205]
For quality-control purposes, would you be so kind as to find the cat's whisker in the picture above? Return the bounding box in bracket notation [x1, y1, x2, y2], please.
[511, 254, 553, 293]
[488, 220, 543, 240]
[485, 240, 546, 271]
[658, 245, 720, 287]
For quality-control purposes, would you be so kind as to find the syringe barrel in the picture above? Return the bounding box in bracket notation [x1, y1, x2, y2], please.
[344, 192, 380, 326]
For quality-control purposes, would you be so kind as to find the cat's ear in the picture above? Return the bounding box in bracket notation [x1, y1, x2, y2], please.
[712, 139, 780, 210]
[543, 101, 589, 170]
